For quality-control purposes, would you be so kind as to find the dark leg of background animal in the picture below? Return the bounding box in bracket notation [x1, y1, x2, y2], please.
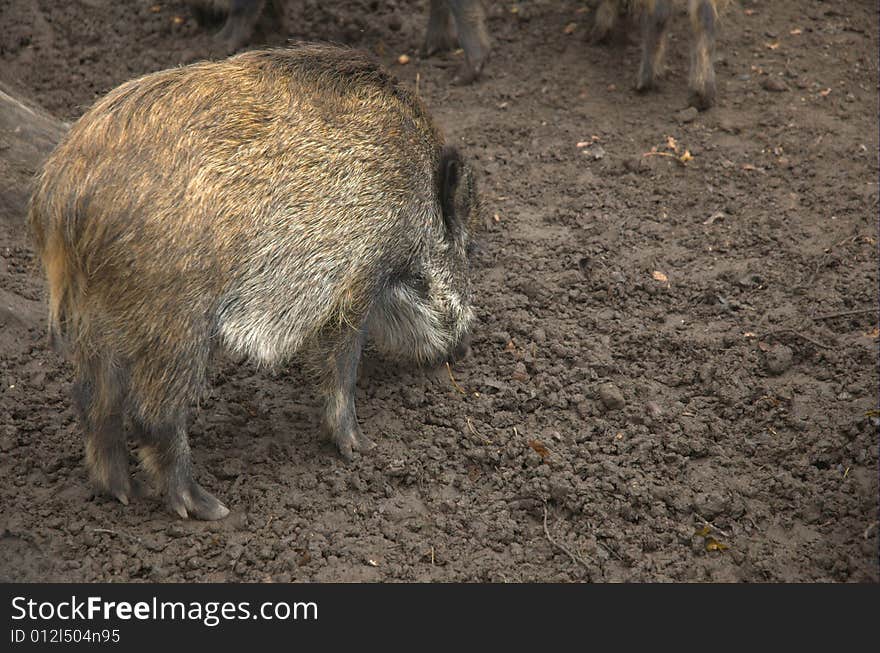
[590, 0, 619, 43]
[189, 2, 215, 26]
[688, 0, 717, 110]
[134, 415, 229, 520]
[636, 0, 672, 93]
[447, 0, 490, 84]
[422, 0, 457, 57]
[73, 362, 131, 506]
[216, 0, 265, 52]
[318, 326, 374, 461]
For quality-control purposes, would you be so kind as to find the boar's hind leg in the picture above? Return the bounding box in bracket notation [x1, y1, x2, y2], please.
[134, 416, 229, 520]
[636, 0, 672, 93]
[317, 326, 376, 462]
[73, 359, 132, 506]
[129, 337, 228, 520]
[688, 0, 717, 110]
[448, 0, 490, 84]
[423, 0, 458, 56]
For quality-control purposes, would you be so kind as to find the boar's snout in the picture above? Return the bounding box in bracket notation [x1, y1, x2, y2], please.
[450, 330, 472, 363]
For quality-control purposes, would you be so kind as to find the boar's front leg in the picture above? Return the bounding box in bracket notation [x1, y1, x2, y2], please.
[688, 0, 718, 110]
[447, 0, 490, 84]
[423, 0, 458, 57]
[72, 363, 132, 507]
[636, 0, 672, 94]
[319, 325, 376, 461]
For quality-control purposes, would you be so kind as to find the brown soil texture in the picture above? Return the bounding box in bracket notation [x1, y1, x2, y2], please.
[1, 0, 878, 582]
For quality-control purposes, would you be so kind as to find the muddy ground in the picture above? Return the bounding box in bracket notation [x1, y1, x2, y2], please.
[0, 0, 877, 582]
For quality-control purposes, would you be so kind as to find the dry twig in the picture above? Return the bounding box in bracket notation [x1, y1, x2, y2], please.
[813, 308, 877, 321]
[446, 362, 466, 394]
[542, 503, 590, 571]
[694, 513, 731, 539]
[466, 416, 491, 444]
[763, 328, 832, 350]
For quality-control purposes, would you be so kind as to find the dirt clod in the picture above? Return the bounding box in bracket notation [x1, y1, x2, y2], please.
[694, 493, 731, 521]
[677, 106, 699, 122]
[765, 344, 794, 375]
[598, 383, 625, 411]
[762, 76, 789, 93]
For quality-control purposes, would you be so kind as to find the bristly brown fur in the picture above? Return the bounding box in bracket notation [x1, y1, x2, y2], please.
[28, 43, 478, 519]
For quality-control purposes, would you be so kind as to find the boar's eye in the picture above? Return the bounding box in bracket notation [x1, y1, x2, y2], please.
[400, 270, 430, 298]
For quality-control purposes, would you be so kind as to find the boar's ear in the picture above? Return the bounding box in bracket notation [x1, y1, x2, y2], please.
[439, 146, 463, 237]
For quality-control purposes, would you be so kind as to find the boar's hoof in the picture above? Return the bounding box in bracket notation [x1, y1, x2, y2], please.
[422, 32, 458, 57]
[90, 460, 134, 508]
[452, 62, 484, 85]
[333, 427, 377, 462]
[103, 473, 133, 507]
[635, 74, 656, 94]
[689, 84, 715, 111]
[167, 480, 230, 521]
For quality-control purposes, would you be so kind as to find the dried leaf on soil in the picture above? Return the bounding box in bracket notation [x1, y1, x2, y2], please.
[695, 525, 729, 552]
[576, 136, 601, 148]
[652, 270, 668, 283]
[528, 440, 550, 459]
[643, 139, 692, 165]
[511, 364, 529, 382]
[705, 537, 729, 552]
